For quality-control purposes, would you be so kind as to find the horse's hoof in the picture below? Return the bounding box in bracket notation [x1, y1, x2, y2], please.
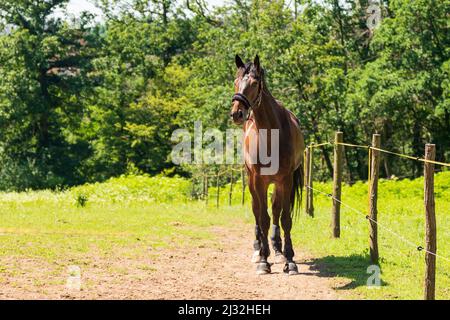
[283, 262, 298, 275]
[274, 252, 287, 264]
[251, 250, 262, 263]
[256, 262, 271, 275]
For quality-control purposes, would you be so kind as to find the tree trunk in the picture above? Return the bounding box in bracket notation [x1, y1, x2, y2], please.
[38, 71, 51, 149]
[412, 119, 422, 178]
[383, 156, 391, 179]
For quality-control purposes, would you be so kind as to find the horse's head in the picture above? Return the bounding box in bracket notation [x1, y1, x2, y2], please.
[230, 54, 263, 125]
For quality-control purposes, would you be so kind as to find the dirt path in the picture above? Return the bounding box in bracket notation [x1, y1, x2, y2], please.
[0, 223, 342, 299]
[144, 225, 341, 300]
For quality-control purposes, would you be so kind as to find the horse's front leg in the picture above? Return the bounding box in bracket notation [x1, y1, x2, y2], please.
[251, 224, 262, 263]
[249, 176, 271, 275]
[257, 203, 271, 275]
[249, 177, 263, 263]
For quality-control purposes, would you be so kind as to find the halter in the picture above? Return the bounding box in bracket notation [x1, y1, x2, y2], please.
[231, 73, 264, 117]
[231, 92, 252, 110]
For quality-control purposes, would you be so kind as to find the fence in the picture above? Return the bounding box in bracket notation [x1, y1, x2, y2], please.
[193, 166, 247, 208]
[192, 132, 450, 300]
[196, 131, 449, 300]
[304, 132, 450, 300]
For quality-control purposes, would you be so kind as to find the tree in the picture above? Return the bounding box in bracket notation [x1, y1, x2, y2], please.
[348, 0, 450, 176]
[84, 0, 197, 180]
[0, 0, 99, 190]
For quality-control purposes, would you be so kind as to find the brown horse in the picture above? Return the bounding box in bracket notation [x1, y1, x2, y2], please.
[230, 54, 305, 275]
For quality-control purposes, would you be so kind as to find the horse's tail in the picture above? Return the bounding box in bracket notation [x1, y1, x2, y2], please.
[290, 163, 303, 220]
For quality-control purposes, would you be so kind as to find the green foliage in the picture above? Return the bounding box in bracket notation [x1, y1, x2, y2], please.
[0, 0, 100, 190]
[0, 174, 191, 208]
[0, 0, 448, 299]
[0, 0, 449, 189]
[69, 174, 192, 204]
[75, 193, 88, 207]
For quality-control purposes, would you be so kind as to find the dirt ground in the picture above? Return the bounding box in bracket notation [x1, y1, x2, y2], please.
[0, 224, 345, 300]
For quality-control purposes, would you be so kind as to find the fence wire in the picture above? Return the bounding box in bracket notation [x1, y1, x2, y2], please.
[307, 141, 450, 167]
[305, 184, 450, 263]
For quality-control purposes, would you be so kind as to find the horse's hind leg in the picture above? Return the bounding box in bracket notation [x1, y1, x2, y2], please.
[280, 178, 298, 275]
[271, 185, 287, 264]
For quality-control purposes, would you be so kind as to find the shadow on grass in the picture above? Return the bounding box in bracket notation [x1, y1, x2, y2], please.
[300, 254, 388, 290]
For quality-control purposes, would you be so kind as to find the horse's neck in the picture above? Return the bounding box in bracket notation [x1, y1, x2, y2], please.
[251, 92, 282, 129]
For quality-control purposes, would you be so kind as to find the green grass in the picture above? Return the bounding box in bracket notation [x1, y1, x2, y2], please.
[212, 171, 450, 299]
[0, 203, 244, 261]
[0, 172, 449, 299]
[0, 175, 245, 275]
[292, 173, 450, 300]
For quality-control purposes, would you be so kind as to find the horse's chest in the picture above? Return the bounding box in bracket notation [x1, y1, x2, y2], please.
[243, 126, 294, 174]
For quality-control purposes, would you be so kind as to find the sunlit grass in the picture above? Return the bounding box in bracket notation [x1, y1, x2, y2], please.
[0, 172, 449, 299]
[291, 173, 450, 300]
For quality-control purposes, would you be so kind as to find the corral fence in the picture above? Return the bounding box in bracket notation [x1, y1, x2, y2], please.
[194, 131, 450, 300]
[192, 166, 246, 208]
[305, 132, 449, 300]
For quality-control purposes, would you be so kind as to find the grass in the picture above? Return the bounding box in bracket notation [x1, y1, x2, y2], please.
[213, 171, 450, 299]
[289, 173, 450, 300]
[0, 203, 243, 261]
[0, 172, 449, 299]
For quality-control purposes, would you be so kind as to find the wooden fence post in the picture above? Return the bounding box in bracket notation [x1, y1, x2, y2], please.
[424, 144, 436, 300]
[369, 134, 381, 264]
[241, 168, 246, 205]
[216, 171, 220, 208]
[331, 132, 343, 238]
[229, 170, 233, 206]
[305, 147, 314, 217]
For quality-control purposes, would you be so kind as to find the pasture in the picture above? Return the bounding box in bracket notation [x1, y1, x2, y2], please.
[0, 173, 449, 299]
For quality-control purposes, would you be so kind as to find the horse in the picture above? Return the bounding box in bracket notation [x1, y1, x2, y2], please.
[230, 54, 305, 275]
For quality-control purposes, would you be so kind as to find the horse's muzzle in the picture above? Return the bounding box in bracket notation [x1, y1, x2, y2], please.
[231, 109, 244, 124]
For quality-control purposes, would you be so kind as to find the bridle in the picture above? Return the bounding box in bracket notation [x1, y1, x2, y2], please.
[231, 72, 264, 119]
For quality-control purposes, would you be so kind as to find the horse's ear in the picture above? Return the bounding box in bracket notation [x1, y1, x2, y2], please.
[235, 54, 245, 69]
[253, 54, 261, 73]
